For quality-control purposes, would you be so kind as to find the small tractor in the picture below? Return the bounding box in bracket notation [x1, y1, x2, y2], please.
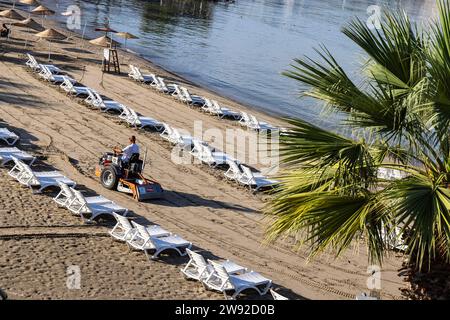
[95, 150, 164, 201]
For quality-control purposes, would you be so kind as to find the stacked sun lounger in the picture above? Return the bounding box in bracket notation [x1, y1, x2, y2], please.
[239, 111, 279, 132]
[109, 213, 191, 260]
[160, 123, 195, 149]
[190, 140, 235, 168]
[8, 156, 76, 193]
[180, 248, 272, 300]
[53, 183, 128, 222]
[223, 160, 279, 192]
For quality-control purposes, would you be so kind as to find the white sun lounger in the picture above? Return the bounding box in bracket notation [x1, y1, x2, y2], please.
[118, 104, 133, 121]
[109, 212, 137, 242]
[128, 65, 157, 85]
[203, 260, 272, 300]
[66, 189, 128, 221]
[181, 248, 247, 282]
[171, 128, 195, 148]
[211, 100, 241, 120]
[84, 89, 123, 113]
[381, 225, 408, 252]
[201, 98, 216, 113]
[0, 147, 35, 166]
[26, 53, 61, 74]
[378, 168, 405, 180]
[238, 165, 279, 191]
[238, 112, 253, 127]
[160, 123, 175, 142]
[160, 124, 194, 148]
[53, 182, 76, 207]
[224, 160, 243, 181]
[9, 157, 76, 193]
[0, 128, 19, 146]
[180, 87, 205, 106]
[171, 84, 184, 100]
[355, 292, 379, 300]
[248, 115, 278, 132]
[270, 289, 289, 300]
[126, 108, 164, 131]
[38, 65, 75, 84]
[139, 221, 171, 238]
[53, 182, 112, 208]
[156, 77, 176, 94]
[128, 64, 139, 80]
[127, 221, 191, 260]
[60, 76, 90, 97]
[110, 216, 170, 242]
[191, 140, 233, 167]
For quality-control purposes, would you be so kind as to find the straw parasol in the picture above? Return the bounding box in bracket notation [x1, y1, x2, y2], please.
[89, 35, 119, 48]
[115, 32, 138, 49]
[0, 9, 25, 20]
[31, 5, 55, 15]
[35, 28, 66, 61]
[11, 17, 44, 31]
[31, 5, 55, 26]
[0, 9, 26, 40]
[20, 0, 40, 17]
[19, 0, 40, 4]
[11, 17, 44, 49]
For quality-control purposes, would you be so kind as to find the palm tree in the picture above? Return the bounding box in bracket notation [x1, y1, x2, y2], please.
[265, 0, 450, 270]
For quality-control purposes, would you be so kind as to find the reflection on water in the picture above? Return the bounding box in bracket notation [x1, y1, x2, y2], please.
[38, 0, 437, 122]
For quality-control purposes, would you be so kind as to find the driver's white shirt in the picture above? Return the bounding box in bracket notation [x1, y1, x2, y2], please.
[121, 143, 139, 162]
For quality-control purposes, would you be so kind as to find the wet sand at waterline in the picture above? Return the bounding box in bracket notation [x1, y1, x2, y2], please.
[0, 10, 407, 300]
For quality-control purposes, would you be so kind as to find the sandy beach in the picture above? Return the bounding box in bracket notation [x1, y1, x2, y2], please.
[0, 5, 409, 300]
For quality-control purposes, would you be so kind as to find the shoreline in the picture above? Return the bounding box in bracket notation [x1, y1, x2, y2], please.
[40, 9, 287, 123]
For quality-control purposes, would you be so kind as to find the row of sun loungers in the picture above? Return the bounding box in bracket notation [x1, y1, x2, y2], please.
[24, 54, 279, 192]
[26, 53, 62, 74]
[0, 120, 277, 299]
[8, 156, 76, 193]
[128, 65, 279, 132]
[159, 122, 280, 191]
[109, 213, 274, 299]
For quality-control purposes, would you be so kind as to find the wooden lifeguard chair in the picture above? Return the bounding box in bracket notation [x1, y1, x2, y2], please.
[102, 48, 120, 73]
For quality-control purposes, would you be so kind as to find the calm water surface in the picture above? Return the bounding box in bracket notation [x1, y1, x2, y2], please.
[38, 0, 436, 123]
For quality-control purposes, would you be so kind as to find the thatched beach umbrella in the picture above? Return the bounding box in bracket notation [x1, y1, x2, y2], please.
[19, 0, 40, 17]
[12, 17, 44, 48]
[31, 5, 55, 27]
[0, 9, 25, 20]
[89, 35, 119, 48]
[19, 0, 40, 5]
[0, 9, 25, 40]
[11, 17, 44, 31]
[115, 32, 138, 49]
[35, 28, 66, 61]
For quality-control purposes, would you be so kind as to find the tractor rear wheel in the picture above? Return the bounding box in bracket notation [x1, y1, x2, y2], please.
[101, 166, 119, 190]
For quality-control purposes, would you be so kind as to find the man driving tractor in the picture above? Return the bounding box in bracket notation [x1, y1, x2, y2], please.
[113, 135, 140, 165]
[96, 135, 163, 201]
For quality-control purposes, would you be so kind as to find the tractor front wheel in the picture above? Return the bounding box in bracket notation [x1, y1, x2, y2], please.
[101, 166, 119, 190]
